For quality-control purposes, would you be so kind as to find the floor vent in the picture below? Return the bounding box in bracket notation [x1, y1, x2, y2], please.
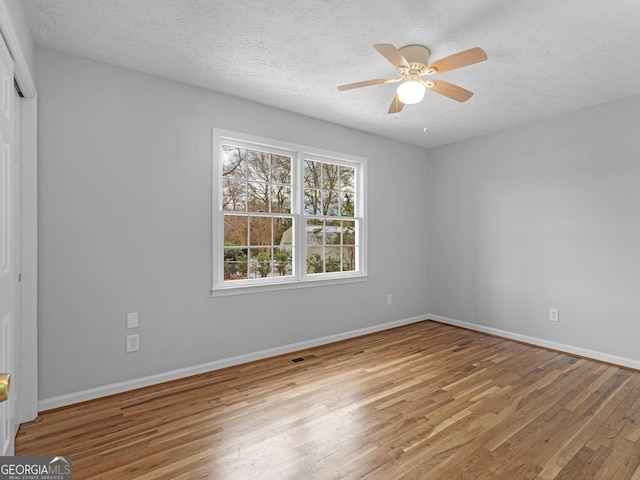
[290, 354, 317, 364]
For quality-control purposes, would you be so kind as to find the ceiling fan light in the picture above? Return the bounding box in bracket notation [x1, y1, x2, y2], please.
[397, 80, 425, 104]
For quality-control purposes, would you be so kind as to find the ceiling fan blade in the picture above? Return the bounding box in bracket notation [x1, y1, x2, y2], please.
[427, 47, 487, 74]
[337, 77, 398, 91]
[388, 94, 405, 114]
[374, 44, 410, 69]
[427, 80, 474, 102]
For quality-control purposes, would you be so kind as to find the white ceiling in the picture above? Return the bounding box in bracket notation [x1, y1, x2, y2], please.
[23, 0, 640, 148]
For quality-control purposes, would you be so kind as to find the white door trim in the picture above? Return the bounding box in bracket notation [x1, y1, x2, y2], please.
[17, 97, 36, 423]
[0, 4, 37, 98]
[0, 2, 38, 424]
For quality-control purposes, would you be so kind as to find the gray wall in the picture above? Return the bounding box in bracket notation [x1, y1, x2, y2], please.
[427, 94, 640, 361]
[36, 47, 430, 400]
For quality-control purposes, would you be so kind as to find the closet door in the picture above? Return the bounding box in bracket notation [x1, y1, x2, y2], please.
[0, 32, 16, 456]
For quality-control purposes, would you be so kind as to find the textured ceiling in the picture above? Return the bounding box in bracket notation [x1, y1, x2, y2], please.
[23, 0, 640, 148]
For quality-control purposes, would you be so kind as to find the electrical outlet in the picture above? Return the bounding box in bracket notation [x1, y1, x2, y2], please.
[126, 334, 139, 352]
[387, 294, 393, 306]
[549, 308, 559, 322]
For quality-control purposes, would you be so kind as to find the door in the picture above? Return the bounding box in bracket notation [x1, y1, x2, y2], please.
[0, 33, 15, 456]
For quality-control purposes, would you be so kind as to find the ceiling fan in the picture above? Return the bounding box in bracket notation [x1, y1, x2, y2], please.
[338, 44, 487, 114]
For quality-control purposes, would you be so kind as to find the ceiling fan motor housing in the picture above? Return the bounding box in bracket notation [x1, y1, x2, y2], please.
[399, 45, 436, 75]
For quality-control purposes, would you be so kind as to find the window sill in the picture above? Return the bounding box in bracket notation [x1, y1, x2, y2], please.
[211, 274, 369, 297]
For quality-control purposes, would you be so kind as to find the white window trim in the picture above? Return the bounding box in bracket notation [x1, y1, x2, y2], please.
[211, 128, 368, 296]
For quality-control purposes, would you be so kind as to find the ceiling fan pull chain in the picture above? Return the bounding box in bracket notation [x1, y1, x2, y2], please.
[423, 95, 428, 133]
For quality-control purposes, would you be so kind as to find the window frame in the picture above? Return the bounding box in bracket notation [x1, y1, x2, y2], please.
[212, 129, 368, 296]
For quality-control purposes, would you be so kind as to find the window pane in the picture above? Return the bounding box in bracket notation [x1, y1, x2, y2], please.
[325, 219, 340, 245]
[340, 192, 355, 217]
[274, 217, 292, 245]
[324, 190, 340, 216]
[222, 145, 247, 179]
[250, 216, 272, 246]
[224, 248, 248, 280]
[340, 165, 355, 193]
[272, 154, 291, 184]
[247, 182, 269, 212]
[325, 251, 340, 272]
[279, 220, 294, 246]
[224, 215, 248, 246]
[342, 220, 356, 245]
[222, 179, 246, 211]
[271, 185, 291, 213]
[322, 163, 339, 190]
[307, 218, 324, 246]
[304, 189, 322, 216]
[307, 249, 324, 274]
[342, 247, 356, 271]
[304, 160, 321, 189]
[250, 247, 272, 278]
[247, 150, 270, 182]
[274, 247, 293, 276]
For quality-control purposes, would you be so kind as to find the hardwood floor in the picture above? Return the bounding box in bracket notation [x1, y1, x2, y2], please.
[16, 321, 640, 479]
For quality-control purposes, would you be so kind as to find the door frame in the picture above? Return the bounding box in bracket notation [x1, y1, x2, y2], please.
[0, 3, 38, 426]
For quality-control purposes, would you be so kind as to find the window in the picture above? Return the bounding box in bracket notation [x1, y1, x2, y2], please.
[212, 130, 366, 295]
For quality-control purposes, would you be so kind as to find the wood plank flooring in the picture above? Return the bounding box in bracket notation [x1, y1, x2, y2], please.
[16, 321, 640, 479]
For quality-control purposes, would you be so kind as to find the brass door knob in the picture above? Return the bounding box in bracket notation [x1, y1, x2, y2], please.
[0, 374, 9, 402]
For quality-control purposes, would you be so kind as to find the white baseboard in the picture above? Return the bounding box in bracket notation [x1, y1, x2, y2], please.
[41, 313, 639, 411]
[428, 314, 640, 371]
[38, 315, 427, 411]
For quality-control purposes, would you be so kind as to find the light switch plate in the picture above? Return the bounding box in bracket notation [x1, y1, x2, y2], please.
[127, 312, 139, 329]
